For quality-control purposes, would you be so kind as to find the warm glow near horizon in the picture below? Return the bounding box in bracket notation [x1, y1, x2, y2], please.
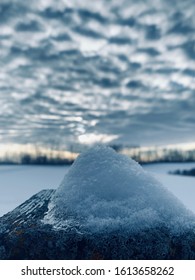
[0, 143, 79, 162]
[0, 141, 195, 161]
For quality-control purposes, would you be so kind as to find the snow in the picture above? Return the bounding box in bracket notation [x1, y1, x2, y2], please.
[144, 163, 195, 215]
[44, 145, 193, 233]
[0, 165, 68, 217]
[1, 153, 195, 224]
[143, 162, 195, 174]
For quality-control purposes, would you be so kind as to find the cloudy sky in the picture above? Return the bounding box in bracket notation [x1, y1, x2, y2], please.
[0, 0, 195, 150]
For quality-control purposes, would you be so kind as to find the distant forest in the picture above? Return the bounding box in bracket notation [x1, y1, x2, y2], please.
[126, 148, 195, 164]
[0, 154, 74, 165]
[169, 168, 195, 177]
[1, 144, 195, 165]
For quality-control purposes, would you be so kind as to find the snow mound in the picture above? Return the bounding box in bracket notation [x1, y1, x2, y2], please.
[44, 145, 192, 232]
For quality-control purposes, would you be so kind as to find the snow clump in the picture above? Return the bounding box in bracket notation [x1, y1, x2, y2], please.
[44, 145, 192, 233]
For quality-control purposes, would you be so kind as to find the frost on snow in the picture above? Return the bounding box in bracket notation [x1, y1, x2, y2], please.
[44, 145, 193, 233]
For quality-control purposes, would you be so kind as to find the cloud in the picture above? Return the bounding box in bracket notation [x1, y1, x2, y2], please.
[0, 0, 195, 148]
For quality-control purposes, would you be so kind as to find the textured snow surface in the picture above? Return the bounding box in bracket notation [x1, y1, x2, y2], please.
[45, 146, 192, 232]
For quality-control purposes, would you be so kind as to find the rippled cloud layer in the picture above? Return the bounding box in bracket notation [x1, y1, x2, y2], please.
[0, 0, 195, 149]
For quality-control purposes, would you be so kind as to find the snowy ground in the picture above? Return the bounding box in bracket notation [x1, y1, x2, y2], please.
[144, 163, 195, 215]
[0, 162, 195, 217]
[0, 165, 69, 217]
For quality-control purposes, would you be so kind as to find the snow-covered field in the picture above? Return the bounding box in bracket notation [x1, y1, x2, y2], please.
[0, 162, 195, 217]
[144, 163, 195, 215]
[0, 165, 69, 217]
